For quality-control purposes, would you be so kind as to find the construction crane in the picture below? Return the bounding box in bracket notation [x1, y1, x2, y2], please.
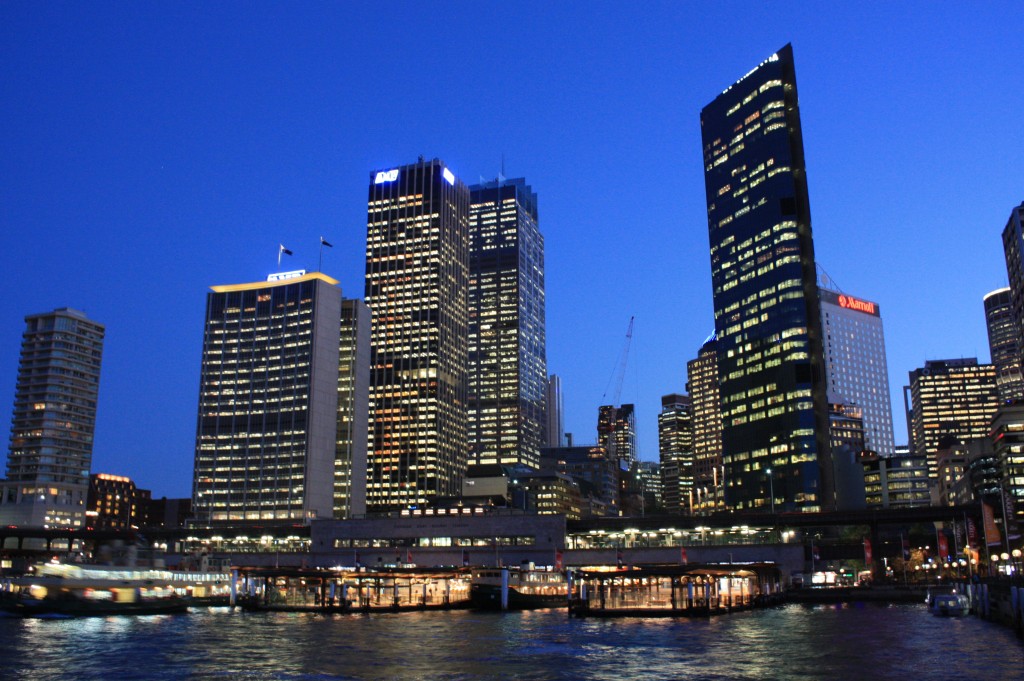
[600, 316, 635, 463]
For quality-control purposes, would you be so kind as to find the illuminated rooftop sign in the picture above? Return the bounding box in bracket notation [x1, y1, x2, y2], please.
[820, 289, 880, 317]
[838, 295, 876, 315]
[268, 270, 306, 282]
[374, 169, 399, 184]
[442, 168, 455, 185]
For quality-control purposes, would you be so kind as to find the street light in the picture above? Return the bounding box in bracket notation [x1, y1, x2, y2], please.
[766, 468, 775, 515]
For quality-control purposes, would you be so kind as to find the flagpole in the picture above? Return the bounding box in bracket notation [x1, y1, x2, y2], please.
[319, 240, 323, 273]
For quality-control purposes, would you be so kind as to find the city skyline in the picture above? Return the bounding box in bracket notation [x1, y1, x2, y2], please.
[2, 4, 1022, 497]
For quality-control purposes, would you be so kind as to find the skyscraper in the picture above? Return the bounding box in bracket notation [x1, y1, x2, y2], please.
[687, 336, 724, 512]
[658, 393, 693, 514]
[904, 358, 999, 485]
[545, 374, 564, 448]
[467, 177, 547, 469]
[335, 298, 370, 519]
[819, 288, 896, 458]
[700, 44, 829, 512]
[1000, 201, 1024, 357]
[597, 403, 636, 465]
[0, 308, 104, 529]
[365, 158, 470, 511]
[192, 272, 341, 524]
[983, 287, 1024, 402]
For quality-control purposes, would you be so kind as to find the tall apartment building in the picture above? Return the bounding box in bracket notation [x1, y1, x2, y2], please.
[467, 177, 547, 469]
[819, 288, 896, 458]
[983, 288, 1024, 402]
[336, 298, 370, 519]
[687, 336, 723, 512]
[545, 375, 564, 448]
[700, 44, 829, 512]
[0, 308, 104, 529]
[597, 404, 636, 465]
[192, 272, 342, 524]
[904, 359, 1000, 484]
[658, 393, 693, 514]
[1000, 202, 1024, 357]
[365, 158, 470, 511]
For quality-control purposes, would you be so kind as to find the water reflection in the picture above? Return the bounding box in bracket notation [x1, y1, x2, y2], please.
[0, 604, 1020, 680]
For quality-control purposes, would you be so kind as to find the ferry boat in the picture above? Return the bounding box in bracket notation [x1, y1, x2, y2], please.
[470, 567, 568, 610]
[0, 563, 189, 618]
[927, 591, 971, 617]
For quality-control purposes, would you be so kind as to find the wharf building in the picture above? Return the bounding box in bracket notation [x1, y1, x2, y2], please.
[700, 44, 830, 512]
[545, 375, 564, 448]
[904, 358, 999, 488]
[1000, 201, 1024, 361]
[336, 299, 370, 519]
[467, 177, 547, 469]
[365, 158, 470, 512]
[983, 288, 1024, 402]
[597, 404, 637, 466]
[819, 288, 896, 458]
[0, 308, 104, 530]
[191, 271, 343, 524]
[687, 336, 723, 512]
[658, 393, 693, 514]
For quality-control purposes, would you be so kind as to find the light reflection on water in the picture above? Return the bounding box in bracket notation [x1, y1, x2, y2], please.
[0, 603, 1021, 680]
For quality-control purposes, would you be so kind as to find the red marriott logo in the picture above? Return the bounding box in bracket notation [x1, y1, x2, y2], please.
[838, 295, 876, 314]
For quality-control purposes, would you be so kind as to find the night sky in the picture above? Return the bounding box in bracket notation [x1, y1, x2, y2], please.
[2, 2, 1022, 498]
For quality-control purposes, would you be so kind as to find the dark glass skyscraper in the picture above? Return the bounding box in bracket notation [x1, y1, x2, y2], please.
[700, 44, 829, 512]
[984, 287, 1024, 402]
[365, 158, 470, 511]
[467, 178, 547, 469]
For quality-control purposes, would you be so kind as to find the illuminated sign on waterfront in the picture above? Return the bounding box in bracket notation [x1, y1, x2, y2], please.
[374, 169, 399, 184]
[442, 168, 455, 185]
[268, 270, 306, 282]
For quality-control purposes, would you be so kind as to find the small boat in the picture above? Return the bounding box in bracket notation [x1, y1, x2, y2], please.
[928, 591, 970, 617]
[470, 567, 568, 610]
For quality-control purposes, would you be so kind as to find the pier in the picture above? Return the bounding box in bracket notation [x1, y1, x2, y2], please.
[570, 563, 783, 617]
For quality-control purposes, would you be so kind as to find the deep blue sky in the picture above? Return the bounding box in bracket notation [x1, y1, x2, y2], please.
[2, 3, 1022, 498]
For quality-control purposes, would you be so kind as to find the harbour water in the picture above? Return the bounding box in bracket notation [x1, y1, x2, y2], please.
[1, 603, 1021, 680]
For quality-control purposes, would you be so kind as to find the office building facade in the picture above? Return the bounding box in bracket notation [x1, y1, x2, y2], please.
[545, 375, 564, 448]
[597, 404, 637, 465]
[658, 393, 693, 514]
[688, 336, 724, 512]
[365, 158, 470, 511]
[904, 358, 999, 484]
[467, 178, 547, 469]
[700, 44, 829, 512]
[192, 272, 341, 524]
[983, 288, 1024, 402]
[819, 288, 896, 458]
[0, 308, 104, 529]
[1000, 202, 1024, 360]
[336, 298, 370, 519]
